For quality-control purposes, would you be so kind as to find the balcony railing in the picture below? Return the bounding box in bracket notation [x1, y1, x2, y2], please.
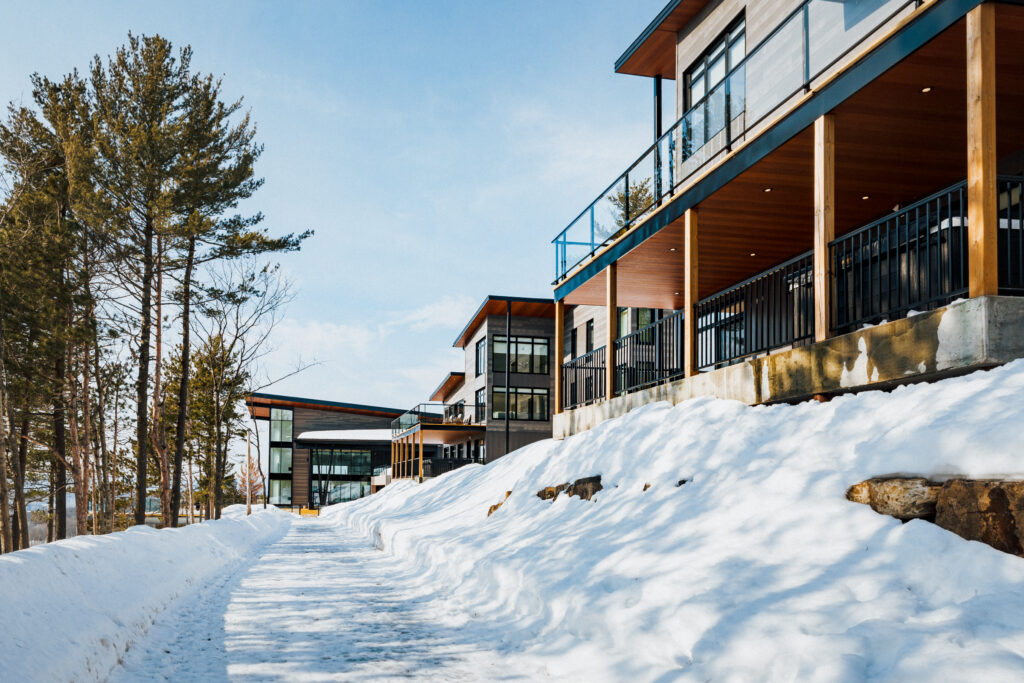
[999, 177, 1024, 295]
[391, 402, 486, 437]
[552, 0, 916, 282]
[697, 252, 815, 371]
[562, 346, 606, 411]
[614, 310, 686, 394]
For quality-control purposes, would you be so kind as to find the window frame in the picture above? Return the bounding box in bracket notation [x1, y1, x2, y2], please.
[491, 386, 550, 422]
[475, 337, 486, 376]
[492, 335, 550, 375]
[683, 15, 746, 110]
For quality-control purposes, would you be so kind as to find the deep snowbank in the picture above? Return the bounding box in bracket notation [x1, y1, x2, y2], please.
[0, 505, 291, 682]
[324, 360, 1024, 681]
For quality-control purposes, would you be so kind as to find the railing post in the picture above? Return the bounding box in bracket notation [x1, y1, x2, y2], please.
[590, 205, 596, 253]
[418, 429, 424, 483]
[684, 208, 699, 377]
[802, 3, 811, 92]
[967, 4, 997, 298]
[605, 263, 618, 399]
[554, 299, 565, 415]
[814, 113, 836, 342]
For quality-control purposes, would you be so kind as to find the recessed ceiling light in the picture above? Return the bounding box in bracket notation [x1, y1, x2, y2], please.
[749, 252, 757, 257]
[763, 187, 773, 193]
[674, 291, 680, 296]
[921, 86, 932, 93]
[669, 247, 677, 252]
[861, 195, 870, 200]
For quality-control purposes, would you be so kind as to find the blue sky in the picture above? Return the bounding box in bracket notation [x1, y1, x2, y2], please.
[1, 0, 670, 409]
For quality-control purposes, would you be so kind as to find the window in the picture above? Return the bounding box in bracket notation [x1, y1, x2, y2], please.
[570, 327, 578, 360]
[618, 307, 629, 337]
[475, 388, 486, 415]
[270, 447, 292, 474]
[269, 479, 292, 505]
[310, 448, 373, 476]
[492, 387, 549, 421]
[269, 407, 292, 443]
[585, 320, 594, 353]
[475, 337, 486, 376]
[685, 17, 745, 109]
[493, 336, 549, 375]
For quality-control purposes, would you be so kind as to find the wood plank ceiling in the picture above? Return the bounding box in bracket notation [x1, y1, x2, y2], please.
[565, 9, 1024, 309]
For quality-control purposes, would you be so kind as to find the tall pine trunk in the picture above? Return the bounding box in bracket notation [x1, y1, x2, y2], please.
[0, 351, 14, 553]
[15, 416, 29, 549]
[54, 352, 67, 539]
[68, 346, 89, 536]
[93, 340, 112, 534]
[170, 236, 195, 527]
[152, 237, 172, 527]
[134, 212, 154, 526]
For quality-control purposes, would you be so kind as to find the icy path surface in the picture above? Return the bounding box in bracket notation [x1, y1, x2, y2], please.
[113, 517, 509, 682]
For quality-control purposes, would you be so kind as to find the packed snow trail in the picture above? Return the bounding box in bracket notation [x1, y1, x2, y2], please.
[113, 517, 519, 682]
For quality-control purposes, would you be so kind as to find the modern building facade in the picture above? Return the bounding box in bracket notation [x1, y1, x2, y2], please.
[245, 393, 434, 508]
[551, 0, 1024, 437]
[391, 296, 557, 479]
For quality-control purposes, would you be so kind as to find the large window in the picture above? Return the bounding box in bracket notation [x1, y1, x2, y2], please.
[475, 337, 486, 376]
[685, 16, 745, 109]
[570, 327, 578, 360]
[270, 407, 292, 443]
[269, 479, 292, 505]
[617, 307, 629, 336]
[475, 388, 486, 414]
[493, 336, 549, 375]
[585, 320, 594, 353]
[270, 447, 292, 474]
[310, 448, 372, 476]
[492, 387, 549, 421]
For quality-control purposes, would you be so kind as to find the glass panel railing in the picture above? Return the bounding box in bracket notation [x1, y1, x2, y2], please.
[391, 402, 487, 436]
[552, 0, 917, 283]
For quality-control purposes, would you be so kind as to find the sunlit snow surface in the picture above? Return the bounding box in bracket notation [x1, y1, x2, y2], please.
[6, 360, 1024, 681]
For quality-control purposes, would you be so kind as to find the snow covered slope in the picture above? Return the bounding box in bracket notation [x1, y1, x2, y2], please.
[0, 505, 291, 682]
[324, 360, 1024, 681]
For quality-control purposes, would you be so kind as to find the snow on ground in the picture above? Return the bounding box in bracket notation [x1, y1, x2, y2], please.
[324, 359, 1024, 681]
[0, 505, 291, 682]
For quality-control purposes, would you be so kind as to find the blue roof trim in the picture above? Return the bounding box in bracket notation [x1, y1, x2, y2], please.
[615, 0, 684, 74]
[557, 0, 979, 302]
[246, 392, 405, 416]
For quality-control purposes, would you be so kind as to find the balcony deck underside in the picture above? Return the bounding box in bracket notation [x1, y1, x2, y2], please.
[562, 4, 1024, 309]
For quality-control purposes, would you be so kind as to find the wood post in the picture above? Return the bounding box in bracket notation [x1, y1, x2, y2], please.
[967, 3, 997, 297]
[684, 208, 699, 377]
[554, 299, 565, 415]
[605, 263, 618, 399]
[390, 440, 394, 480]
[813, 113, 836, 342]
[418, 429, 424, 482]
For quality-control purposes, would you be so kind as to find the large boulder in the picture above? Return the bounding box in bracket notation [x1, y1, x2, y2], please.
[934, 480, 1024, 556]
[846, 477, 941, 521]
[536, 475, 603, 502]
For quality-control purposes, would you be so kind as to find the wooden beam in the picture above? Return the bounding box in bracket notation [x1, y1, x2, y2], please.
[813, 113, 836, 342]
[967, 3, 997, 297]
[605, 263, 618, 399]
[684, 208, 699, 377]
[554, 299, 565, 415]
[418, 429, 424, 482]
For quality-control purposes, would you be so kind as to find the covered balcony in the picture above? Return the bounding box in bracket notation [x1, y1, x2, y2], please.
[553, 2, 1024, 424]
[390, 402, 486, 480]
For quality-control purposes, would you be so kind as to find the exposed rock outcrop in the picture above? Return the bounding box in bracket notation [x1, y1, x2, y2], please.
[934, 480, 1024, 556]
[846, 478, 941, 521]
[487, 491, 512, 517]
[537, 475, 603, 503]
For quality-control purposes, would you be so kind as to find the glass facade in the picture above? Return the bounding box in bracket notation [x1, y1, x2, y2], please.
[270, 407, 293, 442]
[270, 447, 292, 474]
[492, 387, 549, 421]
[310, 448, 373, 507]
[493, 335, 549, 375]
[269, 479, 292, 505]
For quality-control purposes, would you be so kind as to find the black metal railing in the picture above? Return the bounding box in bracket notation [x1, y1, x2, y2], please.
[552, 0, 916, 281]
[425, 458, 481, 478]
[614, 310, 685, 394]
[391, 402, 486, 437]
[697, 252, 815, 371]
[831, 182, 968, 335]
[562, 346, 606, 411]
[999, 176, 1024, 295]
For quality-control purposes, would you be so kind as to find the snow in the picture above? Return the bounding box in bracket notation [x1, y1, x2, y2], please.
[0, 506, 291, 682]
[295, 429, 393, 442]
[321, 359, 1024, 681]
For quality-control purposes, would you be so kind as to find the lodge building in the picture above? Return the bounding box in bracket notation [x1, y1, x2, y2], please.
[550, 0, 1024, 437]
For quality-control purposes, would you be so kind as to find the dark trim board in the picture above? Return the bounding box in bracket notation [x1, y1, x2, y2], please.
[246, 392, 404, 418]
[556, 0, 984, 303]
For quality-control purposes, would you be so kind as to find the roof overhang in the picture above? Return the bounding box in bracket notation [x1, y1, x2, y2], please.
[452, 295, 556, 348]
[245, 393, 404, 420]
[615, 0, 712, 78]
[429, 372, 466, 402]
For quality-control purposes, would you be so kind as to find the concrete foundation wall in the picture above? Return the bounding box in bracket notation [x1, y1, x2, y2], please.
[554, 296, 1024, 439]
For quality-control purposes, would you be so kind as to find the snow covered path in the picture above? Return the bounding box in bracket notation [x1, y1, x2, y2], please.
[113, 517, 511, 682]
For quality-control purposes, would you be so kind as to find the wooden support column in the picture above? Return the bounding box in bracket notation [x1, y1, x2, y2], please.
[967, 3, 997, 297]
[684, 208, 699, 377]
[418, 430, 424, 482]
[554, 299, 565, 415]
[813, 113, 835, 342]
[605, 263, 618, 399]
[390, 441, 394, 479]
